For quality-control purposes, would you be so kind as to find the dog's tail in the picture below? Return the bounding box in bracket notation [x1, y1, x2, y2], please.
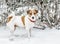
[6, 10, 15, 23]
[9, 11, 15, 17]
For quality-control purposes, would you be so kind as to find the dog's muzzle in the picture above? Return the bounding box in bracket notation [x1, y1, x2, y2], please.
[28, 18, 36, 22]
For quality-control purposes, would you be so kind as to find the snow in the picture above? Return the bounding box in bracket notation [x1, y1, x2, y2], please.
[0, 26, 60, 44]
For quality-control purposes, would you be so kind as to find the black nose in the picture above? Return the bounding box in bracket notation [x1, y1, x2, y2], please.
[32, 17, 34, 19]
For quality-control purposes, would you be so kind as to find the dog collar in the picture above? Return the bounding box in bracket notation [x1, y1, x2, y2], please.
[28, 18, 36, 22]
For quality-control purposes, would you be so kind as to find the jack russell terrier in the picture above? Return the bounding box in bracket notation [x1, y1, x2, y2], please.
[6, 8, 38, 39]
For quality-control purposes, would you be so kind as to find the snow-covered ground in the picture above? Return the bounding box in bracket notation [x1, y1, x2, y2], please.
[0, 26, 60, 44]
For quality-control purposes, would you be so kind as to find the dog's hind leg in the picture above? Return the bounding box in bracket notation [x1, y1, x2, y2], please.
[9, 26, 15, 41]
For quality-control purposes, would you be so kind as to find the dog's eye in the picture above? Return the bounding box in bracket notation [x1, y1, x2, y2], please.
[29, 13, 32, 15]
[34, 13, 36, 15]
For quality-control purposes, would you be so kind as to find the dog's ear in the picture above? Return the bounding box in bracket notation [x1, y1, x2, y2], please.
[27, 10, 30, 14]
[35, 10, 38, 13]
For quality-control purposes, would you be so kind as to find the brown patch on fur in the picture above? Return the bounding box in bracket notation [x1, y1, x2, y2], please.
[27, 10, 32, 17]
[33, 10, 38, 15]
[27, 9, 38, 17]
[7, 16, 13, 23]
[21, 16, 25, 26]
[27, 10, 31, 14]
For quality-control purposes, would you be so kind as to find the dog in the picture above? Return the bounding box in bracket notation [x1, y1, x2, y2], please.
[6, 8, 38, 39]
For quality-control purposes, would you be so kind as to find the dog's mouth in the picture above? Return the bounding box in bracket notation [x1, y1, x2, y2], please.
[28, 18, 36, 22]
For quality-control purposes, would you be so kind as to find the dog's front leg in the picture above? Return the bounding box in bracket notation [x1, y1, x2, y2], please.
[26, 27, 31, 38]
[29, 28, 31, 37]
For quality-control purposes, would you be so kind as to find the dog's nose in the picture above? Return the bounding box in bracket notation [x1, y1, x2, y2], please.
[32, 17, 34, 19]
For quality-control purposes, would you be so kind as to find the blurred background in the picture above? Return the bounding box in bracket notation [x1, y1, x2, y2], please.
[0, 0, 60, 29]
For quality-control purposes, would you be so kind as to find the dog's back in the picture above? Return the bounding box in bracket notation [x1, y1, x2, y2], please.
[6, 15, 25, 30]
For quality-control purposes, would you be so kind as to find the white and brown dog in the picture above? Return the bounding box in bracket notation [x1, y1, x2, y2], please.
[6, 8, 38, 39]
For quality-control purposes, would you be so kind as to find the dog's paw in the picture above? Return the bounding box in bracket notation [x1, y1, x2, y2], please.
[9, 36, 15, 41]
[14, 35, 19, 37]
[9, 38, 14, 41]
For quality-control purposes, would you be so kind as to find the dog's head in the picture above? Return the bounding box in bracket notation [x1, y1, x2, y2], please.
[27, 9, 38, 22]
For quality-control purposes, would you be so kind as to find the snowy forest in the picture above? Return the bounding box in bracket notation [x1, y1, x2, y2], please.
[0, 0, 60, 29]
